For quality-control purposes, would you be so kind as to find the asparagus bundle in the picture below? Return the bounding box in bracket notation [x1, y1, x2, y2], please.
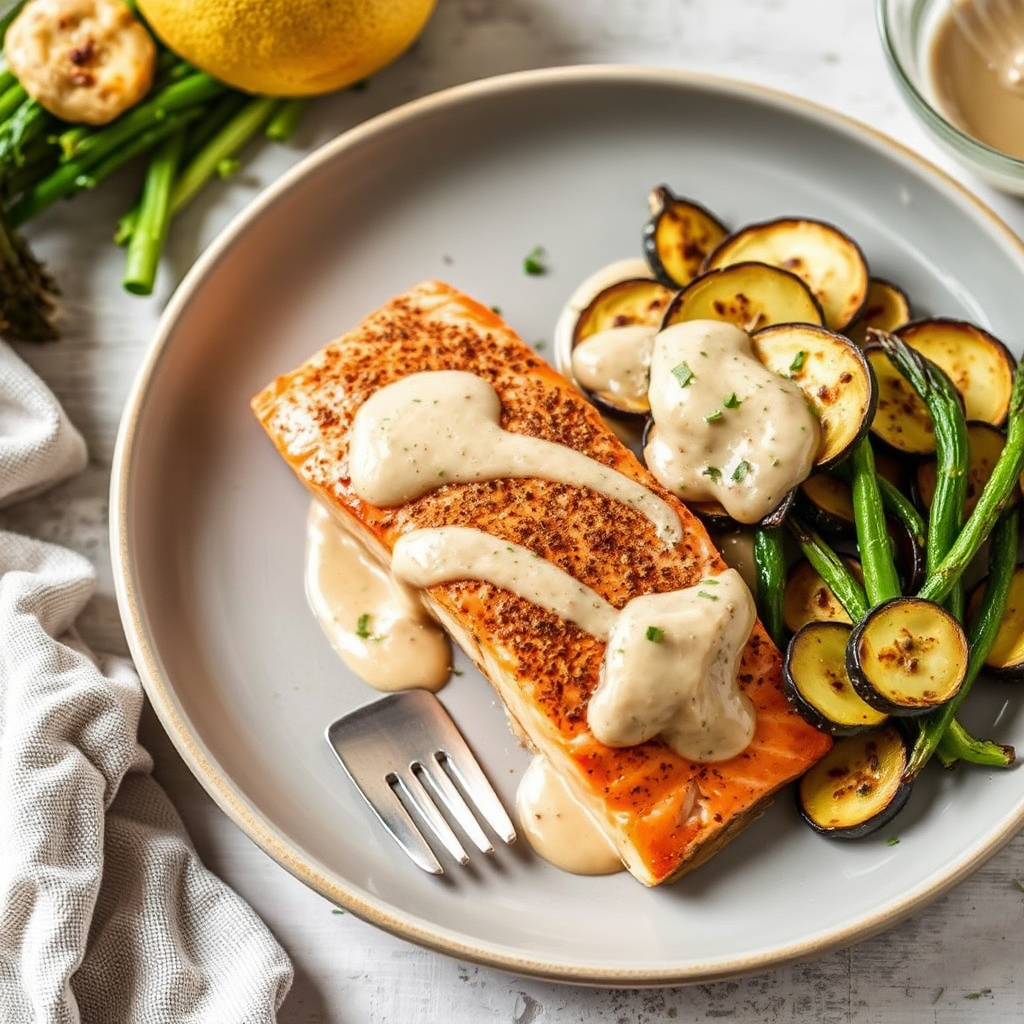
[0, 0, 311, 340]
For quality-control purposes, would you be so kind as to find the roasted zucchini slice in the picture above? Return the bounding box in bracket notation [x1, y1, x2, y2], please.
[783, 558, 860, 632]
[967, 565, 1024, 679]
[570, 277, 676, 417]
[785, 621, 889, 735]
[751, 322, 877, 469]
[915, 421, 1018, 520]
[887, 515, 927, 594]
[844, 277, 911, 346]
[661, 261, 824, 333]
[846, 597, 969, 716]
[573, 277, 675, 343]
[798, 725, 912, 838]
[896, 318, 1016, 427]
[553, 256, 653, 384]
[642, 185, 729, 288]
[864, 342, 939, 455]
[703, 217, 869, 331]
[794, 473, 856, 538]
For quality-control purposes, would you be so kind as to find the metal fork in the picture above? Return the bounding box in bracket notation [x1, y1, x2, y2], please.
[325, 689, 517, 874]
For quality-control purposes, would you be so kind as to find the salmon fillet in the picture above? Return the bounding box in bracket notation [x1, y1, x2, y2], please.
[252, 279, 831, 885]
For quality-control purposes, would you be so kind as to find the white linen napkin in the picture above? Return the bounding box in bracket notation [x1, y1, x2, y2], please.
[0, 340, 293, 1024]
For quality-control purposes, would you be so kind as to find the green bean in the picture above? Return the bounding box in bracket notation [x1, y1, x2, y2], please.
[876, 331, 968, 616]
[786, 517, 868, 620]
[753, 525, 786, 648]
[918, 358, 1024, 605]
[905, 506, 1020, 780]
[849, 438, 901, 605]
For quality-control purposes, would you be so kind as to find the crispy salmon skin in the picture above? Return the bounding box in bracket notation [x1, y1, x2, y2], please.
[251, 279, 831, 885]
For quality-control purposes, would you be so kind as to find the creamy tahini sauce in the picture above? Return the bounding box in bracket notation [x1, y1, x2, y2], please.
[570, 324, 658, 410]
[349, 370, 682, 545]
[587, 569, 757, 762]
[553, 256, 653, 382]
[392, 527, 619, 638]
[644, 320, 820, 524]
[305, 502, 451, 692]
[393, 525, 756, 762]
[930, 0, 1024, 159]
[516, 755, 623, 875]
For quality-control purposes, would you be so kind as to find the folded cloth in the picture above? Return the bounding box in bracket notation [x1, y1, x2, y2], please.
[0, 341, 293, 1024]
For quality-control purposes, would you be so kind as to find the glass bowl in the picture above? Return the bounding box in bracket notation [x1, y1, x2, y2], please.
[877, 0, 1024, 195]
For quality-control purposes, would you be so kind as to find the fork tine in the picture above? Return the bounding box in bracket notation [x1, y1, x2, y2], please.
[437, 736, 518, 845]
[416, 757, 494, 854]
[400, 767, 471, 865]
[329, 757, 445, 875]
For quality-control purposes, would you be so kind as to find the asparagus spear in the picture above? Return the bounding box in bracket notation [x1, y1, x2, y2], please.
[0, 205, 57, 341]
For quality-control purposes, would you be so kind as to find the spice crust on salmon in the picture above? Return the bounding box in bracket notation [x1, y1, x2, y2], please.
[251, 278, 831, 885]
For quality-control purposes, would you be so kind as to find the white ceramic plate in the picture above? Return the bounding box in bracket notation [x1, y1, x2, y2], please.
[112, 66, 1024, 985]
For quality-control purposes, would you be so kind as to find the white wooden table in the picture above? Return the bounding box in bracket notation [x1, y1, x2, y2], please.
[6, 0, 1024, 1020]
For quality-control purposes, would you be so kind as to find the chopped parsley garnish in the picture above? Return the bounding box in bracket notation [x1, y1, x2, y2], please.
[490, 305, 502, 315]
[645, 626, 665, 643]
[704, 409, 723, 423]
[723, 392, 742, 408]
[697, 590, 719, 601]
[789, 349, 808, 374]
[533, 339, 546, 350]
[886, 835, 900, 846]
[355, 613, 372, 638]
[732, 460, 751, 482]
[451, 668, 464, 677]
[523, 245, 547, 275]
[702, 466, 722, 482]
[671, 361, 695, 387]
[703, 578, 719, 585]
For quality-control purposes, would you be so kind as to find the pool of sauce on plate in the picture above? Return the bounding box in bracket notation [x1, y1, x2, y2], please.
[304, 502, 451, 692]
[930, 1, 1024, 159]
[515, 755, 623, 875]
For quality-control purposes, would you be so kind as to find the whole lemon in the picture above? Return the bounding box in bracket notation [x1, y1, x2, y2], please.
[136, 0, 437, 96]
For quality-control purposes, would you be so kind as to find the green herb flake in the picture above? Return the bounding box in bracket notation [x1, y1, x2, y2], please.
[697, 590, 719, 601]
[451, 668, 464, 677]
[671, 361, 695, 388]
[886, 835, 900, 846]
[723, 392, 742, 409]
[331, 908, 345, 915]
[703, 578, 719, 585]
[702, 466, 722, 482]
[355, 613, 372, 639]
[523, 245, 547, 275]
[789, 349, 808, 374]
[732, 460, 751, 482]
[704, 409, 723, 423]
[533, 339, 546, 351]
[216, 157, 241, 179]
[490, 305, 502, 315]
[645, 626, 665, 643]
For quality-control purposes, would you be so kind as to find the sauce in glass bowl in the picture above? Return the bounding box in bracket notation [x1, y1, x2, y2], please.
[929, 0, 1024, 159]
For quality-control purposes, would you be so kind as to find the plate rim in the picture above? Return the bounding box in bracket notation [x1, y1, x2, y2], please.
[110, 63, 1024, 986]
